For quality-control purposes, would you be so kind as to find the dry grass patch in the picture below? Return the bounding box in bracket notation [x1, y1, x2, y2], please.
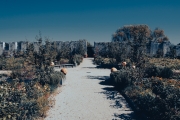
[149, 58, 180, 69]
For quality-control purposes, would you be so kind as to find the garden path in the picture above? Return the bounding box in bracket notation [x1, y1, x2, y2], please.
[45, 58, 138, 120]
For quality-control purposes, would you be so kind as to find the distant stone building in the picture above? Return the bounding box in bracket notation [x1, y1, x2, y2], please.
[162, 41, 171, 56]
[0, 39, 177, 58]
[150, 41, 171, 57]
[4, 43, 9, 51]
[9, 42, 17, 52]
[0, 42, 5, 55]
[52, 40, 87, 55]
[17, 41, 28, 51]
[94, 41, 174, 57]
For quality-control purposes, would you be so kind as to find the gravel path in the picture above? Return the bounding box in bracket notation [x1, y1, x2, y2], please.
[45, 58, 138, 120]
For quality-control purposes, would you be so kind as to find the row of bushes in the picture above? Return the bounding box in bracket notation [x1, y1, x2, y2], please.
[93, 56, 119, 68]
[0, 80, 50, 119]
[0, 39, 67, 119]
[110, 66, 180, 120]
[144, 64, 174, 78]
[0, 67, 65, 120]
[57, 54, 83, 65]
[71, 54, 83, 65]
[124, 78, 180, 120]
[0, 52, 83, 119]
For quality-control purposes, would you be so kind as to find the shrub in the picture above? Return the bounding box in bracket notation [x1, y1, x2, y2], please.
[94, 56, 119, 68]
[0, 80, 52, 119]
[144, 64, 162, 77]
[35, 66, 65, 88]
[110, 68, 134, 89]
[123, 78, 180, 120]
[160, 67, 173, 78]
[145, 65, 173, 78]
[59, 58, 69, 64]
[71, 54, 83, 65]
[93, 56, 103, 65]
[0, 38, 70, 120]
[50, 71, 65, 87]
[110, 65, 180, 119]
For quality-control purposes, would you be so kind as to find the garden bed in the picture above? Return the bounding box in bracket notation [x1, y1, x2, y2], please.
[110, 69, 180, 120]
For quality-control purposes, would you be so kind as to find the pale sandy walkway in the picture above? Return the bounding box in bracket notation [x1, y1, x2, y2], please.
[45, 58, 138, 120]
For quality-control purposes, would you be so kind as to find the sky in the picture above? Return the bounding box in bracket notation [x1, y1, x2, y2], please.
[0, 0, 180, 45]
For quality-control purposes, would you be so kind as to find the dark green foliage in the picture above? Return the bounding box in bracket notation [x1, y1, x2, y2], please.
[75, 40, 85, 56]
[156, 48, 164, 58]
[73, 54, 83, 65]
[0, 57, 24, 70]
[112, 26, 169, 43]
[93, 56, 103, 65]
[0, 37, 68, 119]
[124, 78, 180, 120]
[50, 71, 65, 86]
[94, 56, 119, 68]
[109, 42, 128, 63]
[161, 67, 173, 78]
[145, 65, 163, 77]
[0, 80, 50, 119]
[36, 66, 65, 87]
[56, 42, 71, 60]
[145, 65, 173, 78]
[107, 25, 179, 119]
[110, 68, 137, 89]
[110, 64, 179, 119]
[167, 46, 177, 58]
[96, 42, 129, 63]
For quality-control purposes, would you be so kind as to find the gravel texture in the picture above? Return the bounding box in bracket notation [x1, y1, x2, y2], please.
[45, 58, 138, 120]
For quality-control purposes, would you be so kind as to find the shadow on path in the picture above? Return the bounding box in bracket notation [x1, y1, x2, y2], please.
[87, 75, 139, 120]
[82, 67, 97, 69]
[86, 75, 109, 81]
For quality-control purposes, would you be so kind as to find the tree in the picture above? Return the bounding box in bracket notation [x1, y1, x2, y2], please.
[75, 40, 85, 56]
[168, 46, 176, 58]
[156, 48, 164, 58]
[112, 25, 151, 66]
[87, 41, 93, 47]
[152, 28, 169, 43]
[125, 25, 151, 68]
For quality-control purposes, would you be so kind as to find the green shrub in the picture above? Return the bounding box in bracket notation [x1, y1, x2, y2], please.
[50, 71, 65, 87]
[145, 65, 173, 78]
[36, 66, 65, 87]
[123, 78, 180, 120]
[93, 56, 103, 65]
[110, 68, 134, 89]
[73, 54, 83, 65]
[0, 80, 52, 119]
[160, 67, 173, 78]
[94, 56, 119, 68]
[0, 38, 70, 120]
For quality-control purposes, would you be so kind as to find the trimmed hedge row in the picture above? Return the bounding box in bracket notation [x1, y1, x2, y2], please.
[94, 56, 118, 68]
[110, 67, 180, 120]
